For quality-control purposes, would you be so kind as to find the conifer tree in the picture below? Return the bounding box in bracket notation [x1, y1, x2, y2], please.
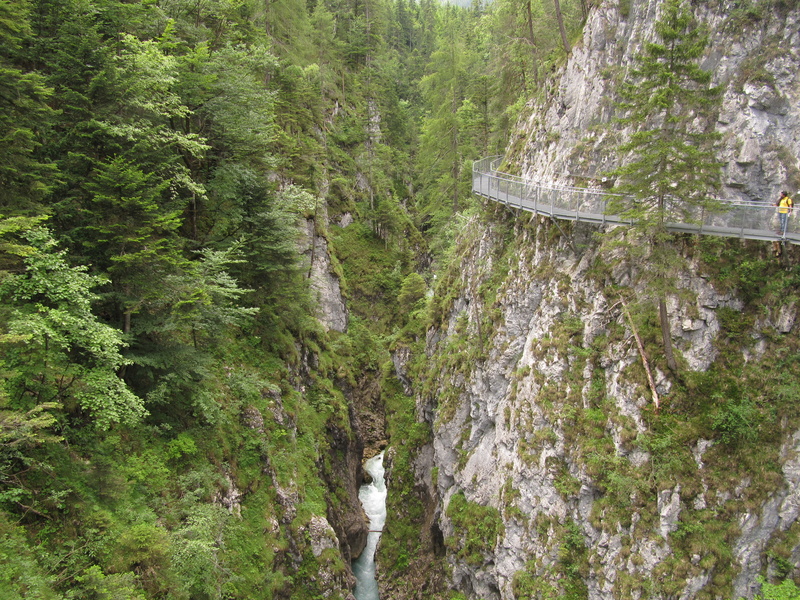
[417, 7, 482, 221]
[610, 0, 722, 373]
[0, 0, 57, 211]
[552, 0, 570, 54]
[612, 0, 721, 224]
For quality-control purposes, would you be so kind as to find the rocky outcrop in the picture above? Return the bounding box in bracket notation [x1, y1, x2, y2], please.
[324, 407, 370, 564]
[300, 203, 349, 333]
[239, 382, 365, 598]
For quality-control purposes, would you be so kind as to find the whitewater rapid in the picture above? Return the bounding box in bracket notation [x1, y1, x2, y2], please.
[352, 452, 386, 600]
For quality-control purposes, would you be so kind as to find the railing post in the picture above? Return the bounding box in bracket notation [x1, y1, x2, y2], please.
[740, 206, 745, 239]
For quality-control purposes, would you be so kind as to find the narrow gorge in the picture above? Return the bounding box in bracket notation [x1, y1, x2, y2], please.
[3, 1, 800, 599]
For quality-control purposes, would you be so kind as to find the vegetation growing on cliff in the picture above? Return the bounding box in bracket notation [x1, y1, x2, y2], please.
[445, 491, 505, 566]
[424, 210, 800, 598]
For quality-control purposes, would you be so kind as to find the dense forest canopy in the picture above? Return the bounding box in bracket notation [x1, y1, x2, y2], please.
[0, 0, 591, 598]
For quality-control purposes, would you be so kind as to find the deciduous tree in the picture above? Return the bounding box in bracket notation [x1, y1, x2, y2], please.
[0, 226, 146, 430]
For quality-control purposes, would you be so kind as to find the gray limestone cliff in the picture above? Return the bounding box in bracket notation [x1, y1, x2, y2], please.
[412, 1, 800, 598]
[421, 213, 799, 600]
[518, 0, 800, 203]
[300, 199, 349, 334]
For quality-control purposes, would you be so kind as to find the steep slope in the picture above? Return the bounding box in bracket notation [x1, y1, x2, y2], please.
[423, 211, 799, 599]
[410, 1, 800, 599]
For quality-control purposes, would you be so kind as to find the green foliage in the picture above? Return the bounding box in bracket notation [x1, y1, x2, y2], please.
[0, 402, 61, 450]
[610, 0, 722, 228]
[552, 461, 581, 498]
[557, 521, 589, 600]
[512, 521, 589, 600]
[164, 244, 259, 347]
[330, 222, 406, 332]
[110, 522, 170, 575]
[636, 418, 696, 487]
[513, 564, 560, 600]
[602, 0, 724, 373]
[377, 378, 434, 581]
[0, 0, 58, 210]
[413, 5, 497, 248]
[699, 236, 800, 303]
[711, 394, 760, 445]
[165, 432, 198, 462]
[73, 566, 144, 600]
[397, 272, 427, 312]
[486, 0, 587, 143]
[0, 513, 61, 599]
[445, 491, 504, 566]
[0, 0, 452, 598]
[0, 227, 145, 429]
[757, 576, 800, 600]
[81, 156, 182, 272]
[170, 504, 229, 599]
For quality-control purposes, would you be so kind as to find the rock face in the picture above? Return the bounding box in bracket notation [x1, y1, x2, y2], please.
[300, 202, 349, 333]
[385, 2, 800, 598]
[518, 0, 800, 204]
[420, 214, 800, 600]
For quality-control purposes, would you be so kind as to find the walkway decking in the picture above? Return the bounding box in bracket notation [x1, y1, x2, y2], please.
[472, 156, 800, 245]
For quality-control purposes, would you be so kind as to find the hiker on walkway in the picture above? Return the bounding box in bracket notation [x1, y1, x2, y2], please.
[776, 190, 793, 235]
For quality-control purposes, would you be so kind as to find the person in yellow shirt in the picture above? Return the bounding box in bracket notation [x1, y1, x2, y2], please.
[776, 190, 793, 235]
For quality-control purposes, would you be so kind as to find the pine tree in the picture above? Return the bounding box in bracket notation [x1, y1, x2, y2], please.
[0, 0, 57, 211]
[609, 0, 722, 373]
[612, 0, 722, 225]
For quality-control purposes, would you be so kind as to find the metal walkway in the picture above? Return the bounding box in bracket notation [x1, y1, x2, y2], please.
[473, 156, 800, 245]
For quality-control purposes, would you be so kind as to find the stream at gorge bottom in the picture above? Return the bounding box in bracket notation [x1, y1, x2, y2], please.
[352, 452, 386, 600]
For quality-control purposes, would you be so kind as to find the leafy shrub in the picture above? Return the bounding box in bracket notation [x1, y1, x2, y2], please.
[757, 576, 800, 600]
[711, 394, 759, 445]
[0, 515, 60, 599]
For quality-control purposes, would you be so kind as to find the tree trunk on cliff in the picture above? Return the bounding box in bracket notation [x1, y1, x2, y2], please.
[659, 298, 678, 373]
[553, 0, 570, 54]
[607, 0, 722, 378]
[524, 0, 539, 83]
[619, 299, 660, 410]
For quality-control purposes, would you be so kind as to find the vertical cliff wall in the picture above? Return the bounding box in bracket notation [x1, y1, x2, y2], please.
[416, 2, 800, 598]
[517, 0, 800, 203]
[422, 211, 800, 600]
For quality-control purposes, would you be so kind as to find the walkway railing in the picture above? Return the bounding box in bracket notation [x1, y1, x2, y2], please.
[473, 156, 800, 245]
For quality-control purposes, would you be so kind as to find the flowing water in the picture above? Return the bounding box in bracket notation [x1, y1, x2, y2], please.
[352, 452, 386, 600]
